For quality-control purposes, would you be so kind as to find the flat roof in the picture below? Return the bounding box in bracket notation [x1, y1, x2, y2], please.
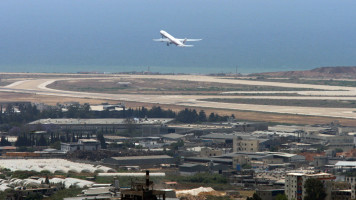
[29, 118, 174, 125]
[111, 155, 173, 160]
[162, 133, 186, 139]
[335, 161, 356, 167]
[201, 133, 269, 142]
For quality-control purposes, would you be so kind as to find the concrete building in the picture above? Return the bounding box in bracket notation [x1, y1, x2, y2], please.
[285, 172, 335, 200]
[200, 147, 223, 157]
[29, 118, 174, 135]
[232, 155, 251, 168]
[61, 139, 101, 152]
[256, 189, 284, 200]
[331, 190, 351, 200]
[179, 163, 228, 175]
[345, 177, 356, 199]
[233, 138, 259, 152]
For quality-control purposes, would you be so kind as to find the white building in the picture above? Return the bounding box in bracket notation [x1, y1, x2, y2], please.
[61, 139, 101, 153]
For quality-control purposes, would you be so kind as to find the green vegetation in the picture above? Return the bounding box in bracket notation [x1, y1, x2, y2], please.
[335, 148, 343, 153]
[246, 193, 262, 200]
[11, 170, 50, 179]
[304, 178, 326, 200]
[242, 164, 252, 169]
[166, 173, 233, 190]
[43, 188, 82, 200]
[275, 194, 288, 200]
[176, 108, 234, 123]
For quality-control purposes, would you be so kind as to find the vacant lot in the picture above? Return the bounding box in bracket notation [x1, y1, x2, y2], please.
[201, 98, 356, 108]
[48, 78, 319, 95]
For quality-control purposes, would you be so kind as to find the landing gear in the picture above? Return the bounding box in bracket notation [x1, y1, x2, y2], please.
[166, 43, 169, 46]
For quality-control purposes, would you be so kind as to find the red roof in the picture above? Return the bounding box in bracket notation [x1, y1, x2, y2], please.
[0, 146, 17, 150]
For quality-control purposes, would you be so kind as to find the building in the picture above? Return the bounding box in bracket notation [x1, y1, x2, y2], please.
[232, 155, 251, 169]
[256, 189, 285, 200]
[61, 139, 101, 152]
[345, 177, 356, 199]
[29, 118, 174, 135]
[179, 163, 229, 175]
[102, 155, 174, 168]
[200, 147, 223, 157]
[331, 190, 351, 200]
[233, 138, 259, 152]
[285, 172, 335, 200]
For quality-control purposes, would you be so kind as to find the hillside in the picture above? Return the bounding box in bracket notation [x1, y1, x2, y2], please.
[251, 66, 356, 78]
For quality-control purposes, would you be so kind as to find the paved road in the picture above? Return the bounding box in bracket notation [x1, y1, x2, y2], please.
[1, 75, 356, 119]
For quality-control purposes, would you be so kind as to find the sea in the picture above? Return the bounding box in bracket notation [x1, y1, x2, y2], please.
[0, 0, 356, 74]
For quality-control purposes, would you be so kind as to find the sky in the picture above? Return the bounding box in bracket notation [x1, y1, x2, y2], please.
[0, 0, 356, 74]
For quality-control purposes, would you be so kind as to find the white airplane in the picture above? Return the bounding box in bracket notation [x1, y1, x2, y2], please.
[153, 30, 202, 47]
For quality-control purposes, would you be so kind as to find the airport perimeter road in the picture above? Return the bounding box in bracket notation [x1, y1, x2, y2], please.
[2, 77, 356, 119]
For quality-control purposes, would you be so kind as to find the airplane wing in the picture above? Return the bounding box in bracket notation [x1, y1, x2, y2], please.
[153, 38, 170, 42]
[177, 39, 202, 42]
[178, 44, 194, 47]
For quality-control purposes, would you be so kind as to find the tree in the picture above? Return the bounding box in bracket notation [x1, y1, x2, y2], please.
[37, 134, 48, 146]
[335, 148, 343, 153]
[275, 194, 287, 200]
[176, 108, 199, 123]
[97, 133, 107, 149]
[124, 118, 136, 134]
[208, 113, 216, 122]
[0, 136, 11, 146]
[45, 175, 50, 184]
[15, 135, 30, 147]
[198, 110, 207, 122]
[304, 178, 327, 200]
[246, 193, 262, 200]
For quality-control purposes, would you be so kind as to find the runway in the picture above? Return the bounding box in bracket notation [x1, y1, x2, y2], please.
[2, 75, 356, 119]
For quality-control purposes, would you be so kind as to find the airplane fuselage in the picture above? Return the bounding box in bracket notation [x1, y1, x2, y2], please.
[160, 30, 185, 46]
[154, 30, 200, 47]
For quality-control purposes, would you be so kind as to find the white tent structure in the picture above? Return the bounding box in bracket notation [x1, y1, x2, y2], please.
[0, 159, 114, 173]
[0, 177, 94, 191]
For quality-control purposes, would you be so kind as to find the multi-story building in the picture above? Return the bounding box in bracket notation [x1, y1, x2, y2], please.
[345, 177, 356, 199]
[285, 172, 335, 200]
[233, 138, 259, 152]
[200, 147, 223, 157]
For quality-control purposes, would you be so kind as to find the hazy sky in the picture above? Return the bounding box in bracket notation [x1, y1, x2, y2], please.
[0, 0, 356, 73]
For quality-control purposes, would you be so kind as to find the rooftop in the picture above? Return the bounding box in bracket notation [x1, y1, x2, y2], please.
[29, 118, 174, 125]
[111, 155, 173, 160]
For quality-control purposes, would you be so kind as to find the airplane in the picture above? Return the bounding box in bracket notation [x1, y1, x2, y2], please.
[153, 30, 202, 47]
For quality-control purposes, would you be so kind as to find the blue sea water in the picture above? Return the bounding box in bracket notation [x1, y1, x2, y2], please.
[0, 0, 356, 74]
